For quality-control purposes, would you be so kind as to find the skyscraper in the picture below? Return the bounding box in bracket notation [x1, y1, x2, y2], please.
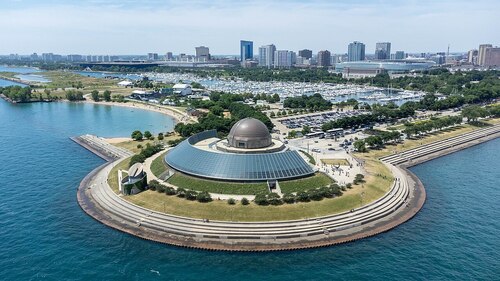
[348, 41, 365, 62]
[148, 53, 158, 61]
[298, 49, 313, 59]
[317, 50, 331, 67]
[240, 40, 253, 62]
[483, 47, 500, 67]
[467, 49, 478, 65]
[375, 42, 391, 60]
[195, 46, 210, 60]
[258, 44, 276, 68]
[274, 50, 295, 68]
[165, 52, 173, 60]
[394, 51, 405, 60]
[478, 44, 493, 66]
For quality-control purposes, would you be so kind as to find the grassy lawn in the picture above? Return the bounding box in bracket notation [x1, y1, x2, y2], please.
[151, 152, 168, 177]
[321, 159, 350, 166]
[108, 157, 131, 194]
[300, 150, 316, 165]
[167, 173, 269, 195]
[362, 119, 500, 159]
[109, 155, 393, 221]
[279, 173, 333, 194]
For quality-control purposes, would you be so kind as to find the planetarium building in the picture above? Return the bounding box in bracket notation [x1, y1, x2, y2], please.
[165, 118, 314, 181]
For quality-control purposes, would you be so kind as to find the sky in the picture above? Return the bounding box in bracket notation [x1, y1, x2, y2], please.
[0, 0, 499, 55]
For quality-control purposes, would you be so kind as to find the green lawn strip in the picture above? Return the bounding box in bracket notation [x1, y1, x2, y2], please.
[150, 152, 168, 177]
[167, 173, 268, 195]
[299, 150, 316, 165]
[108, 157, 131, 193]
[321, 159, 350, 166]
[279, 172, 333, 194]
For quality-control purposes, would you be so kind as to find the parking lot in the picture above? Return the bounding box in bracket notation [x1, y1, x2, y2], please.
[278, 110, 368, 131]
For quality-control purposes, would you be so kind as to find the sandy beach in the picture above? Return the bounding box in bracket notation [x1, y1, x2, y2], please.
[83, 98, 195, 125]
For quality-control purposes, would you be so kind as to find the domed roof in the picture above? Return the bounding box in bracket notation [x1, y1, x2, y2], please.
[227, 118, 272, 149]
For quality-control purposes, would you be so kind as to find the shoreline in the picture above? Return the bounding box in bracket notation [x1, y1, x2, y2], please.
[76, 124, 499, 251]
[83, 99, 192, 125]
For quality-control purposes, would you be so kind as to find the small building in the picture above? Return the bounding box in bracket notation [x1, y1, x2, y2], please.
[172, 84, 192, 96]
[117, 80, 133, 87]
[120, 163, 147, 195]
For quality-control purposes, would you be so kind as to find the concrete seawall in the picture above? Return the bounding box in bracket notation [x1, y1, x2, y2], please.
[75, 124, 500, 251]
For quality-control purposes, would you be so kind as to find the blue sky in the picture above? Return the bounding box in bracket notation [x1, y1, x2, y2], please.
[1, 0, 499, 55]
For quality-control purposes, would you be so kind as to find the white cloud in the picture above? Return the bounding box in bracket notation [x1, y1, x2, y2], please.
[0, 0, 498, 55]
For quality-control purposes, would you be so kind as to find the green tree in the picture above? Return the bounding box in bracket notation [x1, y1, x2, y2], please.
[157, 133, 164, 141]
[353, 140, 367, 152]
[91, 90, 100, 102]
[131, 130, 143, 141]
[103, 90, 112, 102]
[301, 125, 312, 135]
[143, 131, 152, 139]
[461, 105, 488, 122]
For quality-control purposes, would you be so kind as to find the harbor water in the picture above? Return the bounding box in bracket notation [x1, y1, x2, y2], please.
[0, 99, 499, 280]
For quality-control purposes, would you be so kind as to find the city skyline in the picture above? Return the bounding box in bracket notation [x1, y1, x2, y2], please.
[1, 0, 499, 55]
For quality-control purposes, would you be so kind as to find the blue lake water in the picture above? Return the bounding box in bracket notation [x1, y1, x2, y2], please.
[0, 65, 43, 74]
[0, 78, 26, 87]
[0, 99, 499, 280]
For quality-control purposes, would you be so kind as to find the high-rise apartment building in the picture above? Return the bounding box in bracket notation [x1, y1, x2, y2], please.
[298, 49, 313, 59]
[478, 44, 493, 66]
[375, 42, 391, 60]
[240, 40, 253, 62]
[468, 49, 478, 65]
[394, 51, 405, 60]
[483, 47, 500, 67]
[274, 50, 295, 68]
[195, 46, 210, 60]
[148, 53, 159, 61]
[347, 41, 365, 61]
[317, 50, 331, 67]
[258, 44, 276, 68]
[165, 52, 173, 60]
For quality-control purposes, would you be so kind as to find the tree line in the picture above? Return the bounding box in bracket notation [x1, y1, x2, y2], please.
[174, 92, 274, 138]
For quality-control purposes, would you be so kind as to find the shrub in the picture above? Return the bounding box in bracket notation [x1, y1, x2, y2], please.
[319, 186, 334, 198]
[241, 197, 249, 205]
[148, 180, 159, 191]
[330, 184, 343, 197]
[176, 187, 186, 198]
[185, 190, 198, 200]
[165, 186, 176, 195]
[296, 191, 310, 202]
[267, 193, 283, 205]
[156, 184, 166, 193]
[283, 193, 296, 204]
[227, 198, 236, 205]
[196, 191, 212, 203]
[254, 193, 269, 206]
[346, 183, 353, 189]
[137, 144, 143, 149]
[308, 189, 323, 201]
[353, 174, 365, 184]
